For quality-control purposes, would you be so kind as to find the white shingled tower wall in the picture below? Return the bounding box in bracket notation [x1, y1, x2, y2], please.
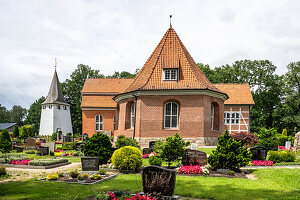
[39, 69, 73, 136]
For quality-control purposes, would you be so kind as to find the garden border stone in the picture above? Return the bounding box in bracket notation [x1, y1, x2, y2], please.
[2, 162, 71, 169]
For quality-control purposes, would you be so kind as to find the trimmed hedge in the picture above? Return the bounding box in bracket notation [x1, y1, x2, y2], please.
[29, 159, 68, 166]
[267, 150, 296, 163]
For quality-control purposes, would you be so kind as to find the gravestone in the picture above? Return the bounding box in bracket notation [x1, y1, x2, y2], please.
[142, 166, 176, 197]
[182, 149, 207, 166]
[41, 142, 55, 152]
[285, 141, 291, 150]
[143, 148, 152, 155]
[250, 146, 268, 160]
[82, 133, 88, 144]
[38, 146, 49, 156]
[149, 141, 156, 149]
[76, 142, 84, 152]
[57, 131, 63, 142]
[190, 143, 198, 150]
[81, 157, 99, 172]
[294, 132, 300, 152]
[64, 135, 71, 143]
[26, 137, 36, 150]
[13, 146, 23, 153]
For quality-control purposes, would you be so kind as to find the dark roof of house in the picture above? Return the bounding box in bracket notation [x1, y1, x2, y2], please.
[0, 123, 17, 130]
[42, 70, 69, 105]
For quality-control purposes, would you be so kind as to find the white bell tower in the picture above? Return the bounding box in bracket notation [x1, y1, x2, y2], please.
[39, 66, 73, 136]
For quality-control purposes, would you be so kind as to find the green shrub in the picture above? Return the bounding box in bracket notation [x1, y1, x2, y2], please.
[51, 132, 57, 141]
[160, 133, 190, 167]
[0, 129, 12, 153]
[255, 128, 278, 151]
[149, 155, 162, 166]
[115, 135, 140, 149]
[0, 158, 6, 164]
[152, 139, 164, 154]
[277, 136, 294, 146]
[267, 150, 296, 163]
[0, 166, 7, 176]
[19, 125, 34, 139]
[98, 169, 107, 175]
[83, 133, 113, 164]
[61, 142, 76, 150]
[29, 159, 68, 166]
[111, 146, 142, 171]
[208, 130, 252, 171]
[13, 126, 19, 138]
[24, 150, 37, 154]
[73, 151, 83, 156]
[282, 128, 288, 136]
[49, 151, 54, 156]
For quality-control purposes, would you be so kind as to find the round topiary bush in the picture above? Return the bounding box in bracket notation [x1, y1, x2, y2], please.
[149, 155, 162, 166]
[83, 133, 113, 164]
[111, 146, 142, 171]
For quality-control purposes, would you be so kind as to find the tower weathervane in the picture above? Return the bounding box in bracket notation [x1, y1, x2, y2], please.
[170, 15, 172, 27]
[55, 58, 57, 70]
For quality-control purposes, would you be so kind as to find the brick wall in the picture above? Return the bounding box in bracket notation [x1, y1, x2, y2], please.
[114, 94, 224, 146]
[82, 110, 116, 137]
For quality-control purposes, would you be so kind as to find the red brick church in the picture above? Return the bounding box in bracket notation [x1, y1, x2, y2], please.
[81, 26, 254, 147]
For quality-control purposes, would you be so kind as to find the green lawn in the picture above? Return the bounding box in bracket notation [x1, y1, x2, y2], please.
[0, 168, 299, 200]
[198, 148, 216, 156]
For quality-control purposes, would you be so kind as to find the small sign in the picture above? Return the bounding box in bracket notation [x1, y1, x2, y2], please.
[285, 141, 291, 150]
[81, 157, 99, 172]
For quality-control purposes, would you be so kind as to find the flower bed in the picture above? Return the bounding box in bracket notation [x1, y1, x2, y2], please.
[11, 159, 32, 165]
[177, 165, 209, 175]
[108, 192, 156, 200]
[251, 160, 274, 166]
[278, 146, 293, 150]
[55, 149, 65, 152]
[29, 159, 68, 166]
[100, 163, 117, 169]
[142, 152, 157, 159]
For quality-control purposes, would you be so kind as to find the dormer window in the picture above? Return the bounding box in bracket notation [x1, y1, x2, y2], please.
[163, 69, 178, 81]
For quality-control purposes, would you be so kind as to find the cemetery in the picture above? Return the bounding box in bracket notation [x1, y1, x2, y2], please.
[0, 127, 300, 199]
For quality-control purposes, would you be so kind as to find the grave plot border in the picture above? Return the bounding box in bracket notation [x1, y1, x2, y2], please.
[39, 173, 118, 185]
[2, 162, 71, 169]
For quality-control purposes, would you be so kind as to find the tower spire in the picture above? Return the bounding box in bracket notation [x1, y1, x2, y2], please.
[170, 15, 172, 28]
[55, 58, 57, 70]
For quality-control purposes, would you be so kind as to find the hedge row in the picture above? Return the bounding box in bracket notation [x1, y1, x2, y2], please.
[29, 159, 68, 166]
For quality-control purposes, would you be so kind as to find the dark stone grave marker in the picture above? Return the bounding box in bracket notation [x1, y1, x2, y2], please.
[82, 133, 88, 144]
[182, 149, 207, 166]
[250, 146, 268, 160]
[38, 146, 49, 156]
[40, 138, 46, 143]
[81, 157, 99, 172]
[26, 137, 36, 150]
[64, 135, 71, 143]
[143, 148, 152, 155]
[13, 146, 23, 153]
[149, 141, 156, 149]
[142, 166, 176, 197]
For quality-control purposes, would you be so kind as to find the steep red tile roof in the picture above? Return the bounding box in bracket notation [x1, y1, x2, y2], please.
[214, 83, 254, 105]
[81, 95, 117, 108]
[123, 27, 224, 94]
[82, 79, 134, 93]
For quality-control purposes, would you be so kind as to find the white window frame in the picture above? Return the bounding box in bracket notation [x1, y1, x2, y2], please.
[164, 102, 179, 129]
[211, 104, 214, 130]
[224, 112, 240, 125]
[95, 115, 103, 132]
[63, 106, 67, 110]
[163, 69, 178, 81]
[130, 103, 135, 129]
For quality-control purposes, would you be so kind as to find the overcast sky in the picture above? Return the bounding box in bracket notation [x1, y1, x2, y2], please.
[0, 0, 299, 109]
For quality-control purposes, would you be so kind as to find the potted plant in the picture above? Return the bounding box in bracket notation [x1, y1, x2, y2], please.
[69, 169, 79, 178]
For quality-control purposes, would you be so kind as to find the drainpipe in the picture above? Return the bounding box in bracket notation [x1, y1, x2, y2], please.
[132, 94, 137, 139]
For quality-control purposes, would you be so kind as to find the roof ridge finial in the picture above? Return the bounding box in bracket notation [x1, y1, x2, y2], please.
[55, 58, 57, 71]
[169, 15, 172, 28]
